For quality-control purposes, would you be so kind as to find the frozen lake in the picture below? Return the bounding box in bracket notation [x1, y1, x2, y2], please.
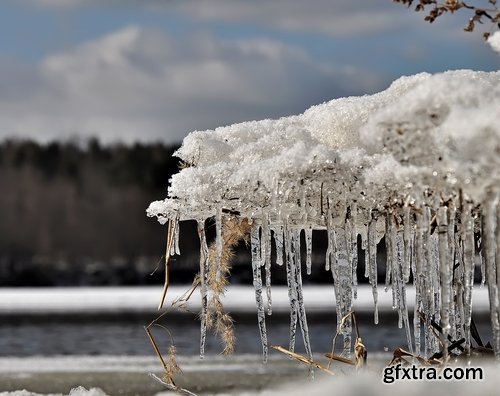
[0, 285, 493, 356]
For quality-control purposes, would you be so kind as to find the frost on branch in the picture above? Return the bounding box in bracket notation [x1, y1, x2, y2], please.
[147, 70, 500, 360]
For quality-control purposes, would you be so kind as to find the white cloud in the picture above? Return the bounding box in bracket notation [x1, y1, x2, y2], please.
[0, 26, 385, 144]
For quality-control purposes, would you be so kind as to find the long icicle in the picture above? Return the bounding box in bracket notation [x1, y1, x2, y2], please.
[350, 203, 359, 300]
[448, 200, 457, 342]
[403, 205, 412, 284]
[332, 225, 353, 357]
[414, 209, 425, 357]
[285, 220, 298, 353]
[262, 210, 273, 315]
[251, 224, 268, 362]
[293, 228, 314, 377]
[437, 205, 451, 361]
[496, 196, 500, 355]
[368, 209, 379, 324]
[197, 219, 209, 359]
[462, 202, 475, 355]
[394, 216, 413, 353]
[482, 191, 500, 356]
[325, 198, 334, 272]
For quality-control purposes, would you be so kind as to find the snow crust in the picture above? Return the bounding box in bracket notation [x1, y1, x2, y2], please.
[0, 388, 107, 396]
[148, 70, 500, 224]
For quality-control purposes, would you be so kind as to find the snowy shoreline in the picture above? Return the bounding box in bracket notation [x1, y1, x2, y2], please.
[0, 285, 491, 314]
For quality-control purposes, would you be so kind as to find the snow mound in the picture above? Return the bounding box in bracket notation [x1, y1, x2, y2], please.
[0, 388, 108, 396]
[148, 70, 500, 222]
[147, 70, 500, 362]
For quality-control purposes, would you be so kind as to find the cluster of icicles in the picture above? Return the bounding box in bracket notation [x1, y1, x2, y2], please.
[165, 188, 500, 363]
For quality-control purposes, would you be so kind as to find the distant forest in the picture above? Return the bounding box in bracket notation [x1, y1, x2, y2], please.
[0, 139, 198, 286]
[0, 139, 370, 287]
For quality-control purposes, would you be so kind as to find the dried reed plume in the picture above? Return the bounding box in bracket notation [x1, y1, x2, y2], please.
[164, 345, 182, 385]
[206, 216, 251, 355]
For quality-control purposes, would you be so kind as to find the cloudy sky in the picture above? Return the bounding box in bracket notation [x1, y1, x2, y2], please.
[0, 0, 498, 144]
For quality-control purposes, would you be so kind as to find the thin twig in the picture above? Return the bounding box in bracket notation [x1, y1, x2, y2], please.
[271, 345, 336, 376]
[158, 219, 176, 310]
[145, 327, 168, 372]
[149, 373, 199, 396]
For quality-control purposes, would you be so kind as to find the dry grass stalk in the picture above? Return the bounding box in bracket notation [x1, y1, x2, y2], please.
[158, 218, 176, 310]
[325, 311, 367, 369]
[271, 345, 336, 376]
[149, 373, 199, 396]
[205, 216, 251, 355]
[146, 277, 202, 395]
[164, 345, 182, 384]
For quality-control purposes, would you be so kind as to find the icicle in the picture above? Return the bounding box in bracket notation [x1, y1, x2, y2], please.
[293, 228, 314, 375]
[386, 212, 395, 305]
[367, 210, 379, 324]
[496, 197, 500, 352]
[262, 211, 273, 315]
[385, 212, 393, 293]
[491, 195, 500, 359]
[448, 201, 457, 341]
[197, 219, 209, 359]
[413, 210, 425, 357]
[325, 200, 334, 272]
[251, 225, 268, 362]
[305, 227, 313, 275]
[215, 208, 223, 273]
[332, 227, 353, 357]
[397, 229, 413, 353]
[403, 205, 412, 284]
[349, 203, 359, 299]
[423, 206, 438, 356]
[462, 202, 475, 354]
[429, 207, 441, 324]
[437, 205, 451, 361]
[273, 225, 284, 266]
[284, 222, 298, 353]
[453, 229, 464, 344]
[170, 218, 180, 256]
[479, 236, 486, 287]
[482, 192, 500, 356]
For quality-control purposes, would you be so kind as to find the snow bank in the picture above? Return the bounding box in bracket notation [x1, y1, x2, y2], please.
[148, 70, 500, 223]
[0, 388, 107, 396]
[147, 70, 500, 361]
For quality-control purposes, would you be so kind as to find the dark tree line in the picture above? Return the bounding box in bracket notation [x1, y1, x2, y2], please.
[0, 139, 203, 286]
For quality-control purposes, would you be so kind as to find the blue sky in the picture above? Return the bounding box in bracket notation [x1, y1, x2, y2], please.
[0, 0, 498, 144]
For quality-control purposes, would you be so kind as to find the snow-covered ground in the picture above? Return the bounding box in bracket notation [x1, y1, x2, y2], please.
[0, 355, 499, 396]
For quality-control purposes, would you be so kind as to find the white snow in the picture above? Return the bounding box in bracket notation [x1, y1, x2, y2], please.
[147, 69, 500, 358]
[488, 31, 500, 54]
[7, 285, 492, 314]
[0, 388, 107, 396]
[148, 70, 500, 223]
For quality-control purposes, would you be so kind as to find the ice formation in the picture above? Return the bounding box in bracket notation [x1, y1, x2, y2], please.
[148, 70, 500, 360]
